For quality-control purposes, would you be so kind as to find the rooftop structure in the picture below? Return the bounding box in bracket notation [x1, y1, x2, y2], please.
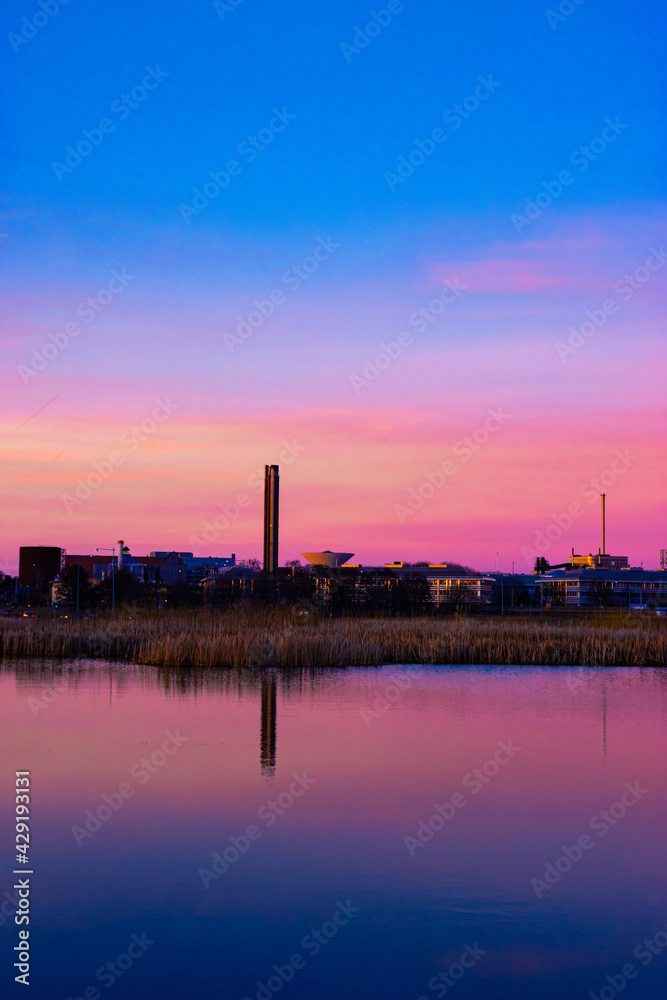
[302, 550, 354, 568]
[533, 495, 630, 573]
[568, 551, 630, 569]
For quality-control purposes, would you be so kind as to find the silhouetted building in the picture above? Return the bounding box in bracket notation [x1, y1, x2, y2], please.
[66, 547, 186, 585]
[18, 547, 63, 590]
[64, 554, 120, 580]
[263, 465, 279, 574]
[151, 551, 235, 583]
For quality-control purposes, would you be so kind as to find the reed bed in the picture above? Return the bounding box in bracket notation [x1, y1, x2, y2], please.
[1, 610, 665, 667]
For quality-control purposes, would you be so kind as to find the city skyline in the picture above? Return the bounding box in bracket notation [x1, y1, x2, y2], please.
[3, 448, 660, 576]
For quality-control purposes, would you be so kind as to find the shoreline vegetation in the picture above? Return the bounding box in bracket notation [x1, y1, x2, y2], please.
[1, 610, 665, 667]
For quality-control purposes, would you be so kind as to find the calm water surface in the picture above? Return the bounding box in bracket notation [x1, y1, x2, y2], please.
[1, 662, 666, 999]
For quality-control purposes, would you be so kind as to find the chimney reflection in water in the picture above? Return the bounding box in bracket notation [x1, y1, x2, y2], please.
[260, 672, 277, 776]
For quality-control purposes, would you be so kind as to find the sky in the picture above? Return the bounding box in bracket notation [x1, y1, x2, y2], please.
[1, 0, 665, 573]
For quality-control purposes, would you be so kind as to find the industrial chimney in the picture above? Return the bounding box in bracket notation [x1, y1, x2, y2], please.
[601, 494, 606, 555]
[263, 466, 279, 574]
[117, 539, 124, 569]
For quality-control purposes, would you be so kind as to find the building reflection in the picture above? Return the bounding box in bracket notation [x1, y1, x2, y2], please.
[260, 672, 277, 775]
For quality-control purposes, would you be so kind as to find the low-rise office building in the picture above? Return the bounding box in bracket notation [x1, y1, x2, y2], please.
[305, 561, 495, 610]
[540, 567, 667, 608]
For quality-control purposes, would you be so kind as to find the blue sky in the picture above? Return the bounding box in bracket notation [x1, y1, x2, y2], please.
[2, 0, 663, 243]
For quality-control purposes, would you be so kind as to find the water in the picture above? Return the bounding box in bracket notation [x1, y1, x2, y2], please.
[1, 661, 666, 999]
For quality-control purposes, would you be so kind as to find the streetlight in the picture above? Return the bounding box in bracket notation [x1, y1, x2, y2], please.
[96, 548, 116, 610]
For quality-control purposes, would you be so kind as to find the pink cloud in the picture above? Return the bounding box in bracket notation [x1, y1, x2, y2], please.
[430, 256, 600, 295]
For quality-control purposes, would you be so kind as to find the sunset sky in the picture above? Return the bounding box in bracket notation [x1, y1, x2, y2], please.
[1, 0, 664, 573]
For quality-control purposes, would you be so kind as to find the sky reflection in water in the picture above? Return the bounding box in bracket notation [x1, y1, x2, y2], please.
[1, 662, 666, 999]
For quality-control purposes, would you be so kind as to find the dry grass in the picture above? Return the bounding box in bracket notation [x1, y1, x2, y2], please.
[1, 609, 665, 667]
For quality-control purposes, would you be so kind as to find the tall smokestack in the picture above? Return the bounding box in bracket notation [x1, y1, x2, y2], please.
[601, 494, 606, 555]
[117, 539, 124, 569]
[263, 465, 279, 573]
